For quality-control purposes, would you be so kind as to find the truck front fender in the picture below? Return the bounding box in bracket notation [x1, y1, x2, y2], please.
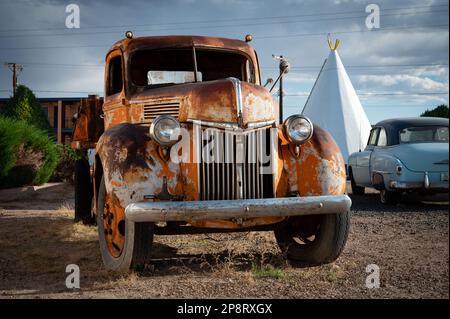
[95, 123, 183, 209]
[281, 125, 347, 196]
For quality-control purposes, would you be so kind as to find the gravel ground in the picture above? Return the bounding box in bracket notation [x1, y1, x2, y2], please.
[0, 183, 448, 299]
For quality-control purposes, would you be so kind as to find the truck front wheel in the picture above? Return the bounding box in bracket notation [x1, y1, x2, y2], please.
[274, 212, 350, 266]
[97, 177, 154, 271]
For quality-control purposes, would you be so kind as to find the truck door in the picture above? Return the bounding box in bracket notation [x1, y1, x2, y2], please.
[102, 50, 126, 128]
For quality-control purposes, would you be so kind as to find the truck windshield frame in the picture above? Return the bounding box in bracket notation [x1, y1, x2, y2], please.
[128, 46, 255, 90]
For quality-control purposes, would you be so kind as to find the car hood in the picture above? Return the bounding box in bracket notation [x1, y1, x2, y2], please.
[392, 143, 449, 172]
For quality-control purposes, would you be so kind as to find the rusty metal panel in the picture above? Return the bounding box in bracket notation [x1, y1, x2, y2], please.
[280, 125, 347, 197]
[71, 95, 104, 149]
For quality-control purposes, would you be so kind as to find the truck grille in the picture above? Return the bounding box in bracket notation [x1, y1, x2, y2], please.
[143, 101, 180, 122]
[198, 127, 274, 200]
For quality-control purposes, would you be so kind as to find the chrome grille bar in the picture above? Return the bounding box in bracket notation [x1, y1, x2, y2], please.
[198, 127, 273, 201]
[143, 102, 180, 122]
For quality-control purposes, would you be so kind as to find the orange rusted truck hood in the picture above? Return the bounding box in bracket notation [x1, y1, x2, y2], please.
[128, 78, 278, 126]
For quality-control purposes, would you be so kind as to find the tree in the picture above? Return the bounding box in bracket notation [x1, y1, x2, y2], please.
[0, 85, 53, 134]
[420, 104, 449, 118]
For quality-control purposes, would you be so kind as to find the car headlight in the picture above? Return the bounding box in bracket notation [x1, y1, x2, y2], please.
[149, 115, 180, 146]
[283, 115, 314, 144]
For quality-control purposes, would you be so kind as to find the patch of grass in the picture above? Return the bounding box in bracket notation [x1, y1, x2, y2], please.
[251, 262, 286, 279]
[323, 264, 345, 283]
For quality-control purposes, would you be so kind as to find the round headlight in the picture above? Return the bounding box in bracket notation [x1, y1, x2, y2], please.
[149, 115, 180, 146]
[283, 115, 314, 144]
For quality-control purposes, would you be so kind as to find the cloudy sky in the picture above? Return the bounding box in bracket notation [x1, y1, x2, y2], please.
[0, 0, 448, 123]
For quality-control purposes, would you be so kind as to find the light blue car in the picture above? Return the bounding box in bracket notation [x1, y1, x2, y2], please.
[348, 117, 449, 204]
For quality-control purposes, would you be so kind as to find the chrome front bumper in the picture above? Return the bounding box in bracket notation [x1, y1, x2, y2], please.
[125, 195, 352, 223]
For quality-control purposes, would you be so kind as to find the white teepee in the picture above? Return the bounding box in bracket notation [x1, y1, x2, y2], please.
[302, 39, 371, 164]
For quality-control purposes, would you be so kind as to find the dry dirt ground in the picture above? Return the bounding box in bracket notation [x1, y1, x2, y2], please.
[0, 183, 448, 299]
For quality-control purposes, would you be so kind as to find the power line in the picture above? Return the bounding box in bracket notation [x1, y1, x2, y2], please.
[0, 3, 447, 34]
[359, 92, 449, 96]
[31, 90, 102, 94]
[255, 24, 449, 39]
[17, 62, 104, 69]
[284, 92, 449, 96]
[0, 9, 446, 39]
[262, 63, 449, 70]
[0, 24, 447, 51]
[286, 104, 447, 108]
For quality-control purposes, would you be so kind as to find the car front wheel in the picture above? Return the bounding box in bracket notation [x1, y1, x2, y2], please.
[380, 189, 402, 205]
[349, 170, 365, 195]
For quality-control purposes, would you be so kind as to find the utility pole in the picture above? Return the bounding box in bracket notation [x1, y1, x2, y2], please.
[279, 62, 284, 122]
[4, 62, 23, 97]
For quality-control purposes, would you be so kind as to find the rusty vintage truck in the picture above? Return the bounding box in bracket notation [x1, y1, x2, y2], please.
[71, 33, 352, 270]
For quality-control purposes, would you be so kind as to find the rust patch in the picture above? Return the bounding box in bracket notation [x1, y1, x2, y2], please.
[103, 191, 125, 257]
[96, 123, 184, 210]
[188, 216, 285, 229]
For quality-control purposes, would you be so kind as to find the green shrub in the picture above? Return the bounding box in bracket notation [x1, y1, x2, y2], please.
[50, 144, 82, 183]
[0, 116, 59, 188]
[0, 85, 53, 134]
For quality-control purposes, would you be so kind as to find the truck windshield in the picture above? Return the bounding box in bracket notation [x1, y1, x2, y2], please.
[399, 126, 449, 143]
[130, 48, 252, 87]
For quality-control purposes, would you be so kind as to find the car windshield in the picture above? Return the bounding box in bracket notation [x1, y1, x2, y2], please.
[130, 48, 252, 87]
[399, 126, 449, 143]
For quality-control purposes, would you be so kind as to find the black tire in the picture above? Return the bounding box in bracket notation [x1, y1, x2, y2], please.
[97, 177, 154, 271]
[349, 168, 365, 195]
[74, 158, 94, 224]
[274, 212, 350, 266]
[380, 189, 402, 205]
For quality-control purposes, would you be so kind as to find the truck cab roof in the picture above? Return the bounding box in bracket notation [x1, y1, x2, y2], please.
[108, 35, 257, 58]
